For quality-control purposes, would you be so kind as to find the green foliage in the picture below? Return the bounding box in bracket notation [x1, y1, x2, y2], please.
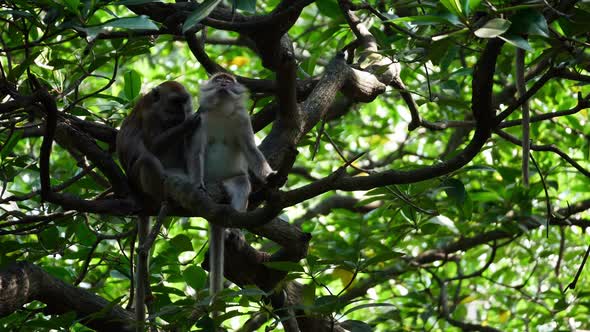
[1, 0, 590, 331]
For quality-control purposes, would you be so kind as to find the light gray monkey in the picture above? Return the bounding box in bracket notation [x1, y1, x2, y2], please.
[187, 72, 276, 304]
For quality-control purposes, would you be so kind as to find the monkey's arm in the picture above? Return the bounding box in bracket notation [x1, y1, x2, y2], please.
[150, 113, 201, 155]
[238, 116, 275, 181]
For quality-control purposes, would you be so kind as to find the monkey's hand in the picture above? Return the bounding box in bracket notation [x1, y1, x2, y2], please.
[265, 170, 286, 187]
[259, 163, 276, 181]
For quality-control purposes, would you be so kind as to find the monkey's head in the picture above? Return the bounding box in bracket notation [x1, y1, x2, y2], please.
[137, 81, 193, 124]
[199, 72, 246, 111]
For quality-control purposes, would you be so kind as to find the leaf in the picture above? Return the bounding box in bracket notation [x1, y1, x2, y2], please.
[474, 18, 511, 38]
[236, 0, 256, 13]
[79, 16, 159, 37]
[440, 0, 463, 17]
[342, 303, 396, 316]
[115, 0, 161, 4]
[123, 70, 141, 101]
[457, 165, 496, 173]
[302, 283, 315, 307]
[101, 16, 159, 30]
[75, 221, 97, 246]
[362, 251, 405, 268]
[38, 226, 62, 250]
[389, 15, 457, 26]
[8, 50, 41, 82]
[182, 0, 223, 34]
[425, 215, 459, 234]
[314, 295, 340, 313]
[332, 267, 354, 286]
[340, 320, 373, 332]
[183, 265, 207, 290]
[169, 234, 193, 252]
[463, 0, 482, 16]
[557, 9, 590, 36]
[441, 178, 467, 205]
[509, 9, 549, 37]
[0, 130, 22, 161]
[316, 0, 340, 19]
[499, 33, 533, 51]
[499, 310, 511, 323]
[62, 0, 80, 15]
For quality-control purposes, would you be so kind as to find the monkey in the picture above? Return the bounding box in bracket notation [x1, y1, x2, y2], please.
[117, 81, 197, 331]
[187, 72, 276, 310]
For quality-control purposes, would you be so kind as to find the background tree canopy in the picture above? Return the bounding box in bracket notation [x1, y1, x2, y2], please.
[1, 0, 590, 331]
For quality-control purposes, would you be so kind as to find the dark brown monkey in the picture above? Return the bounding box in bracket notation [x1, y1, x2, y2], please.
[117, 81, 197, 330]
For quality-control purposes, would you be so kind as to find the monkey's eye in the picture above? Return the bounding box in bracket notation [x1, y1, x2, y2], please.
[152, 87, 161, 101]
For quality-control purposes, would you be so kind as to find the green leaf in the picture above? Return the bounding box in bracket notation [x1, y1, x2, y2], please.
[509, 9, 549, 37]
[101, 16, 159, 30]
[474, 18, 511, 38]
[425, 215, 459, 234]
[302, 283, 315, 307]
[62, 0, 80, 15]
[38, 226, 62, 250]
[123, 70, 142, 101]
[316, 0, 341, 19]
[463, 0, 482, 16]
[8, 50, 41, 82]
[441, 178, 467, 205]
[440, 0, 463, 17]
[499, 33, 533, 51]
[557, 9, 590, 36]
[389, 15, 457, 26]
[314, 295, 340, 313]
[342, 303, 396, 316]
[0, 130, 22, 161]
[75, 221, 97, 246]
[170, 234, 193, 252]
[340, 320, 373, 332]
[183, 265, 207, 290]
[182, 0, 223, 34]
[362, 251, 405, 268]
[115, 0, 161, 4]
[79, 16, 159, 37]
[236, 0, 256, 12]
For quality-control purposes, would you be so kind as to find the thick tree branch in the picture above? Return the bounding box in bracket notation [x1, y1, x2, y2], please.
[0, 262, 134, 332]
[280, 39, 505, 206]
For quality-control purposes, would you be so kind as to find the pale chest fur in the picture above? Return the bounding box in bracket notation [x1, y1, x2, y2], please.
[203, 111, 248, 182]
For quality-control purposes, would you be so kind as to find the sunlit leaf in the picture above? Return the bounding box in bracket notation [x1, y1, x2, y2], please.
[182, 0, 223, 34]
[474, 18, 511, 38]
[440, 0, 463, 16]
[183, 265, 207, 290]
[123, 70, 142, 101]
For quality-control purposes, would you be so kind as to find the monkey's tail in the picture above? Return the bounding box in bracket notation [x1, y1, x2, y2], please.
[135, 215, 150, 331]
[209, 223, 225, 298]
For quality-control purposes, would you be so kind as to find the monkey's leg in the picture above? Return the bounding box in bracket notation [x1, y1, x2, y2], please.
[222, 175, 251, 212]
[135, 215, 149, 332]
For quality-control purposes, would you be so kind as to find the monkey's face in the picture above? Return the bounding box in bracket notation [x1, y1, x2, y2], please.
[200, 73, 246, 111]
[148, 81, 193, 121]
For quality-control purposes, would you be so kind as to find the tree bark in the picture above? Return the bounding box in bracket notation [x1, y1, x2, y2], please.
[0, 262, 134, 332]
